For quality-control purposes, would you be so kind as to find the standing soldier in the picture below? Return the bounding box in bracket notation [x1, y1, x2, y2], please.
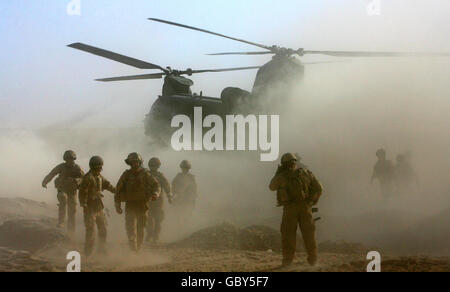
[371, 149, 395, 199]
[115, 153, 160, 252]
[146, 157, 173, 244]
[42, 150, 84, 233]
[78, 156, 116, 256]
[172, 160, 198, 215]
[269, 153, 323, 267]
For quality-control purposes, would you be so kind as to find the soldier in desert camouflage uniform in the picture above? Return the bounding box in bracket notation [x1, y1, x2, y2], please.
[146, 157, 172, 244]
[269, 153, 323, 267]
[116, 153, 160, 252]
[42, 150, 84, 233]
[371, 149, 395, 199]
[172, 160, 198, 215]
[78, 156, 116, 256]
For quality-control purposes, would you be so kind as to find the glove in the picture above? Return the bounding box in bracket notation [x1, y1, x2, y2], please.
[167, 194, 173, 204]
[115, 202, 123, 215]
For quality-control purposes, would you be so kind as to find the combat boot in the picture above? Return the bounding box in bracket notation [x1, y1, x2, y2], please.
[307, 255, 317, 266]
[282, 258, 293, 267]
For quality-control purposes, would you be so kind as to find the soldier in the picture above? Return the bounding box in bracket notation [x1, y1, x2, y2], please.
[172, 160, 198, 214]
[42, 150, 84, 233]
[146, 157, 173, 244]
[78, 156, 116, 256]
[116, 153, 160, 252]
[269, 153, 323, 267]
[371, 149, 395, 199]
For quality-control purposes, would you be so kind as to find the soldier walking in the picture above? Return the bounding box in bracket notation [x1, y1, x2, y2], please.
[42, 150, 84, 233]
[116, 153, 160, 252]
[146, 157, 172, 244]
[269, 153, 323, 267]
[371, 149, 395, 199]
[78, 156, 116, 256]
[172, 160, 198, 216]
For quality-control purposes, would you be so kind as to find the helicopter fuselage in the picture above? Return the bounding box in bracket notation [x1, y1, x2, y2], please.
[145, 56, 305, 142]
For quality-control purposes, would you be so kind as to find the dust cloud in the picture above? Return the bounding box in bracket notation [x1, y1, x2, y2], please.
[1, 57, 449, 255]
[1, 2, 449, 256]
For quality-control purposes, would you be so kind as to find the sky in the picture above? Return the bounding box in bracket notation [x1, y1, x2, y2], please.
[0, 0, 449, 128]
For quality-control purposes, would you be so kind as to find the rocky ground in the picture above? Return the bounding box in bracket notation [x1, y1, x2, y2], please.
[0, 198, 448, 272]
[1, 243, 448, 272]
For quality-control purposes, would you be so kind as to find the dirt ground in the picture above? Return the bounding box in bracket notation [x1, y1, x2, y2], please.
[0, 198, 448, 272]
[1, 243, 449, 272]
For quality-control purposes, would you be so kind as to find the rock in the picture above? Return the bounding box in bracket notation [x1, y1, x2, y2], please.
[171, 222, 241, 250]
[172, 223, 306, 252]
[238, 225, 281, 251]
[0, 219, 69, 252]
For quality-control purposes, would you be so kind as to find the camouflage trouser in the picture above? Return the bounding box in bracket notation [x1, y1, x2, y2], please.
[281, 200, 317, 264]
[125, 201, 149, 251]
[147, 198, 164, 241]
[57, 190, 77, 233]
[83, 206, 107, 256]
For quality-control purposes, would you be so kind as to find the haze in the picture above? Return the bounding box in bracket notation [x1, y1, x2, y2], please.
[0, 1, 449, 254]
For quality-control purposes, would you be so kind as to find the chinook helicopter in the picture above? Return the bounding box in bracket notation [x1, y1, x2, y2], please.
[69, 20, 449, 143]
[149, 18, 450, 101]
[67, 42, 262, 142]
[68, 42, 338, 143]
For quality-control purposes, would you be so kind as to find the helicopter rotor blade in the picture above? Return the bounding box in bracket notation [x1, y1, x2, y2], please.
[206, 51, 273, 56]
[301, 60, 348, 65]
[96, 73, 165, 82]
[188, 66, 261, 74]
[302, 50, 450, 57]
[68, 43, 165, 70]
[148, 18, 272, 51]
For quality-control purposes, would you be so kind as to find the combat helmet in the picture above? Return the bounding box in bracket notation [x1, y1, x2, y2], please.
[89, 156, 104, 168]
[125, 152, 143, 165]
[180, 160, 192, 170]
[63, 150, 77, 161]
[148, 157, 161, 169]
[281, 153, 297, 165]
